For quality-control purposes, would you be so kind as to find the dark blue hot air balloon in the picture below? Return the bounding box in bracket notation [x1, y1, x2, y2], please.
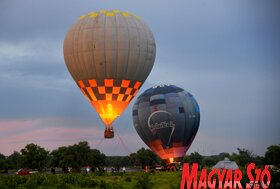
[132, 85, 200, 163]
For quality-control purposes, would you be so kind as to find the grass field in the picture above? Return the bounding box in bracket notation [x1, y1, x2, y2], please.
[1, 167, 279, 188]
[0, 171, 182, 189]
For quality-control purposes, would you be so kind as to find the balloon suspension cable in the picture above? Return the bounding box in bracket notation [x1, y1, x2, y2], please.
[115, 129, 131, 155]
[95, 137, 104, 149]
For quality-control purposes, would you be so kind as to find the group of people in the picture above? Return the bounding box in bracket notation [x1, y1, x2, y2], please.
[51, 166, 128, 174]
[111, 166, 126, 173]
[86, 166, 126, 174]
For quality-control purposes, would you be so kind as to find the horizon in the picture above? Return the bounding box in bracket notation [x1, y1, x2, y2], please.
[1, 139, 277, 158]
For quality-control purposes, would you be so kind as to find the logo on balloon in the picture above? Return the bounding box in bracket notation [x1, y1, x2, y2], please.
[148, 110, 175, 147]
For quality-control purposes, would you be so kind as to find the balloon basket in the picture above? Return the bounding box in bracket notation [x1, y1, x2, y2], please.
[166, 161, 182, 171]
[104, 127, 114, 139]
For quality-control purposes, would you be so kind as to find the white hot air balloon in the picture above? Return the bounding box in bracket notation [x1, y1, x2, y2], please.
[63, 10, 156, 138]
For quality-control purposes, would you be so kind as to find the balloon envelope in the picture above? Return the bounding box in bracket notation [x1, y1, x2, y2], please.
[63, 10, 156, 128]
[132, 85, 200, 163]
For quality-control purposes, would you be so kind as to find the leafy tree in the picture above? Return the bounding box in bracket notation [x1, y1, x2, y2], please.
[188, 152, 203, 165]
[231, 148, 254, 167]
[129, 148, 160, 169]
[216, 152, 230, 161]
[254, 156, 265, 166]
[0, 153, 8, 172]
[265, 144, 280, 165]
[51, 142, 86, 170]
[21, 143, 49, 171]
[50, 141, 105, 170]
[119, 156, 131, 166]
[0, 153, 5, 160]
[50, 146, 67, 169]
[129, 153, 137, 165]
[68, 141, 92, 168]
[105, 156, 130, 167]
[202, 157, 216, 167]
[203, 153, 230, 166]
[182, 156, 190, 163]
[7, 151, 23, 169]
[88, 149, 106, 167]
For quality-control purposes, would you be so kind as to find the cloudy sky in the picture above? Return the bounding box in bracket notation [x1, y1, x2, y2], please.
[0, 0, 279, 156]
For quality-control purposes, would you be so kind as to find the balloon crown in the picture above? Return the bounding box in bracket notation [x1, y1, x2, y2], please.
[79, 10, 141, 20]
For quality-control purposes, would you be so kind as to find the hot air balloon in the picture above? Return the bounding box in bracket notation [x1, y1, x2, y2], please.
[132, 85, 200, 163]
[63, 10, 156, 138]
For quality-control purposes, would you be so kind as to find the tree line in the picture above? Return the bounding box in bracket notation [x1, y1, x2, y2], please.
[0, 142, 279, 173]
[183, 146, 280, 168]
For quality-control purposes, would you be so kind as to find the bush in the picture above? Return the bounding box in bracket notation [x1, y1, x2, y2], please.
[168, 182, 180, 189]
[268, 167, 280, 189]
[25, 174, 48, 188]
[44, 174, 58, 187]
[76, 174, 97, 188]
[124, 176, 132, 182]
[0, 171, 184, 189]
[134, 173, 153, 189]
[0, 175, 27, 189]
[99, 180, 109, 189]
[57, 182, 69, 189]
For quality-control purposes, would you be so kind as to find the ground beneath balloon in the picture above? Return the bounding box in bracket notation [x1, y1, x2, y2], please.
[0, 171, 181, 189]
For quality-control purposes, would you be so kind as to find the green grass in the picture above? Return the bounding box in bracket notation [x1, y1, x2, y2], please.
[150, 172, 181, 189]
[0, 172, 182, 189]
[1, 168, 279, 189]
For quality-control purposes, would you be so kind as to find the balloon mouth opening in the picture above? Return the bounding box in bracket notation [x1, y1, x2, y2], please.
[164, 157, 183, 164]
[169, 158, 174, 163]
[100, 114, 119, 126]
[99, 103, 120, 125]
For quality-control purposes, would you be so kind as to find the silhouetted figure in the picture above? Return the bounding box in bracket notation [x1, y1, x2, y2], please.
[51, 167, 55, 174]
